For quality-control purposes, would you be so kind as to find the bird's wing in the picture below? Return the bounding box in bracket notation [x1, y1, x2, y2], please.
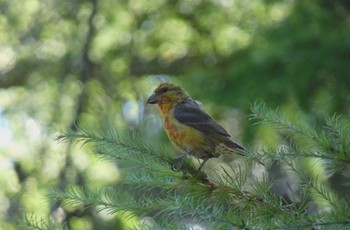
[174, 99, 231, 138]
[174, 99, 247, 155]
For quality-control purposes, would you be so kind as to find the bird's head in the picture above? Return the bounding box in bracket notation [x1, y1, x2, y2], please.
[147, 82, 190, 106]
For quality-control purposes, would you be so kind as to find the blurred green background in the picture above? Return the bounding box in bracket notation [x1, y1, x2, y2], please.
[0, 0, 349, 229]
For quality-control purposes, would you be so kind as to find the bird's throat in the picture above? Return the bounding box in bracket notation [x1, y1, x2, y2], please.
[157, 102, 175, 115]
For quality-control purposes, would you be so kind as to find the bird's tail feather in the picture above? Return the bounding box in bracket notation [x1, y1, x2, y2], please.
[223, 141, 264, 166]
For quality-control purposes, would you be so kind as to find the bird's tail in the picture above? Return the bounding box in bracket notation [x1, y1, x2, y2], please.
[223, 140, 248, 156]
[223, 140, 264, 166]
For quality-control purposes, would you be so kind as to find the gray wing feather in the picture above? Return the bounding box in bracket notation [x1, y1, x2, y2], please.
[174, 99, 249, 157]
[174, 99, 231, 138]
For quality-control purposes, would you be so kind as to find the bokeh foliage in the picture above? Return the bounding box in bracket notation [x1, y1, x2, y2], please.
[0, 0, 349, 229]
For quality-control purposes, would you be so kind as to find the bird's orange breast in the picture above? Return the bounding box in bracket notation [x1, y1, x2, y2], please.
[162, 111, 207, 153]
[163, 115, 186, 146]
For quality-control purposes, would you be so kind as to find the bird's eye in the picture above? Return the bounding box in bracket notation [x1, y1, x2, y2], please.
[159, 88, 168, 94]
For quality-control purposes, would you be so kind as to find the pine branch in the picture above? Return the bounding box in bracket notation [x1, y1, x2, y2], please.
[288, 159, 347, 214]
[20, 215, 66, 230]
[249, 101, 350, 227]
[48, 186, 244, 228]
[325, 114, 350, 152]
[250, 101, 350, 172]
[50, 113, 350, 229]
[274, 220, 350, 229]
[53, 124, 299, 228]
[250, 101, 318, 141]
[20, 217, 48, 230]
[49, 186, 141, 216]
[57, 126, 174, 172]
[261, 139, 350, 219]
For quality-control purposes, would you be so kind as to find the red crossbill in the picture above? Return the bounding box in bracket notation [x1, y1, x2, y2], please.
[147, 82, 248, 170]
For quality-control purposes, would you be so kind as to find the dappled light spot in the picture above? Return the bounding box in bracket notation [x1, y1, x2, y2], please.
[0, 47, 16, 74]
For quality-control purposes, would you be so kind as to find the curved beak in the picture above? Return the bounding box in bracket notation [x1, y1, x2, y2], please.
[146, 93, 158, 104]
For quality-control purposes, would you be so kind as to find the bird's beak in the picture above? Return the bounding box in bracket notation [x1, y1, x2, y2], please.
[146, 93, 158, 104]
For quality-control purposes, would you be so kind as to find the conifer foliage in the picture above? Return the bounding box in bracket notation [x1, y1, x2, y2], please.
[23, 102, 350, 229]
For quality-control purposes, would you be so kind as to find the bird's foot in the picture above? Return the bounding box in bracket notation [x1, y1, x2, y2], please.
[170, 153, 189, 171]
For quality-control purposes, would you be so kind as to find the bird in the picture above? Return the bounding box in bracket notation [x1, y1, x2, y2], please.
[146, 82, 249, 170]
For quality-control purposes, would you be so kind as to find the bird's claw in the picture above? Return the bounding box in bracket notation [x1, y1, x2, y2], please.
[170, 153, 189, 171]
[170, 159, 184, 171]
